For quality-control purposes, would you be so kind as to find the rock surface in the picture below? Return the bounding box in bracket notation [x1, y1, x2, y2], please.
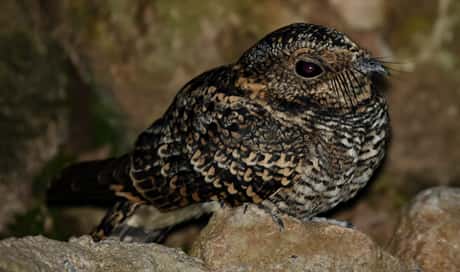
[389, 186, 460, 272]
[0, 205, 409, 272]
[191, 205, 407, 272]
[329, 0, 384, 30]
[5, 187, 460, 272]
[0, 236, 208, 272]
[0, 30, 69, 234]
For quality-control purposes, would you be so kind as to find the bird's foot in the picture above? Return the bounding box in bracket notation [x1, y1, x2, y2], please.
[305, 216, 354, 228]
[259, 201, 285, 231]
[270, 212, 285, 230]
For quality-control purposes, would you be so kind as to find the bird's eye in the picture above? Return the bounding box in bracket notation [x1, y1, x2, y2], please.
[295, 60, 324, 78]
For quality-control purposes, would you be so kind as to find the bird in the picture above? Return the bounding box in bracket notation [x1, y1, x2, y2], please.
[48, 23, 390, 241]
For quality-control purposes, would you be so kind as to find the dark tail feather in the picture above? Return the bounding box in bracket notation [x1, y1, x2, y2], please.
[47, 155, 131, 206]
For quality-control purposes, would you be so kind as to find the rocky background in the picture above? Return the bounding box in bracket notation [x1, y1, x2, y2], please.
[1, 0, 459, 271]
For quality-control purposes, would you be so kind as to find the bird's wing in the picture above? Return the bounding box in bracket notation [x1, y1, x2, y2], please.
[130, 71, 302, 210]
[183, 85, 303, 206]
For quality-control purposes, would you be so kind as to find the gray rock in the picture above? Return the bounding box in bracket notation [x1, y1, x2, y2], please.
[0, 236, 208, 272]
[191, 204, 408, 272]
[0, 30, 68, 234]
[389, 186, 460, 272]
[329, 0, 385, 30]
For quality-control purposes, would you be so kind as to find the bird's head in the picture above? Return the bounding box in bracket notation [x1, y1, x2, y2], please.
[235, 23, 388, 114]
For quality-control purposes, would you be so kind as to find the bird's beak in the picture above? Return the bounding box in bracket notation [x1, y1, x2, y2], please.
[356, 57, 389, 76]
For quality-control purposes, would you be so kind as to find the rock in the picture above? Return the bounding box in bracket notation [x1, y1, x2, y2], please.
[329, 0, 385, 30]
[385, 0, 460, 182]
[0, 29, 69, 234]
[191, 204, 407, 272]
[389, 186, 460, 272]
[0, 235, 208, 272]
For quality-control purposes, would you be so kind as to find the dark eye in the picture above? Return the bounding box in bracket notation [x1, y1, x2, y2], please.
[295, 60, 324, 78]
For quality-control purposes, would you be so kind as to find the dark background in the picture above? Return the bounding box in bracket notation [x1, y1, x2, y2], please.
[1, 0, 459, 247]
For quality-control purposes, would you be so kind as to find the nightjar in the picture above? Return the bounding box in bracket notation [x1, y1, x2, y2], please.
[48, 23, 390, 240]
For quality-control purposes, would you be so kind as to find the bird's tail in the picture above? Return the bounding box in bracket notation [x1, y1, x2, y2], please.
[47, 154, 136, 206]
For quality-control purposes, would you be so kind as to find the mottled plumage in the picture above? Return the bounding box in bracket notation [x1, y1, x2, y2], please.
[48, 23, 390, 240]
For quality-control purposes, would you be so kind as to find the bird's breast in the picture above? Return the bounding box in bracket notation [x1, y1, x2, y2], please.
[268, 98, 389, 219]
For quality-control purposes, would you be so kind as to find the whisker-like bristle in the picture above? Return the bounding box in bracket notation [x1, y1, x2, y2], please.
[373, 57, 414, 74]
[382, 64, 412, 75]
